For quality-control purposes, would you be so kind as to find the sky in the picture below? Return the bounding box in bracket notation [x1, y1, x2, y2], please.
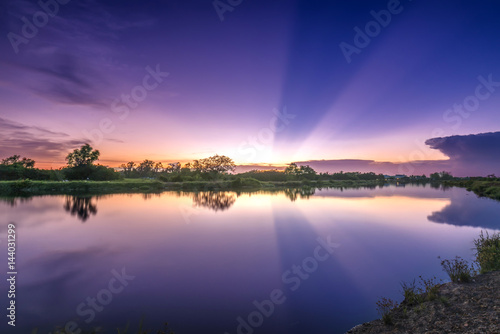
[0, 0, 499, 175]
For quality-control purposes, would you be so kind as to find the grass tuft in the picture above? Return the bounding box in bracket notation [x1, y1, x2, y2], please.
[474, 230, 500, 274]
[376, 297, 398, 325]
[439, 256, 476, 283]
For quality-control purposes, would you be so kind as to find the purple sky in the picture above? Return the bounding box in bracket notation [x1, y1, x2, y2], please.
[1, 0, 499, 175]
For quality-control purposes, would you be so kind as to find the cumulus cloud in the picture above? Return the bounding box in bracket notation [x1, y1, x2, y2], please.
[425, 131, 500, 161]
[426, 131, 500, 176]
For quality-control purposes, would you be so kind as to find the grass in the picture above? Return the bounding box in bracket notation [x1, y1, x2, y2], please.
[468, 180, 500, 200]
[399, 276, 441, 306]
[474, 230, 500, 274]
[0, 178, 386, 196]
[439, 256, 476, 283]
[400, 279, 422, 306]
[376, 231, 500, 327]
[0, 179, 165, 196]
[375, 297, 398, 325]
[444, 179, 500, 201]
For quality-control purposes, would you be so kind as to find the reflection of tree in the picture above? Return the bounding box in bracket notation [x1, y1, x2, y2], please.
[284, 188, 316, 202]
[192, 192, 236, 211]
[141, 193, 161, 201]
[430, 182, 441, 189]
[64, 196, 97, 222]
[0, 197, 32, 207]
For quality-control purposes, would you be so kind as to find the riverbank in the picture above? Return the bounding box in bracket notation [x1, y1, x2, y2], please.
[346, 270, 500, 333]
[444, 179, 500, 201]
[0, 178, 385, 196]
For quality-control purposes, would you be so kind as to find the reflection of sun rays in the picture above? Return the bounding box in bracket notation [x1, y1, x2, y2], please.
[292, 195, 452, 295]
[270, 190, 341, 319]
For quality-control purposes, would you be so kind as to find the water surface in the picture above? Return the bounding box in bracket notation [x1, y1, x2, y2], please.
[1, 185, 499, 334]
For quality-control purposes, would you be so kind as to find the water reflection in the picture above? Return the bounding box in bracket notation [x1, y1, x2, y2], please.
[63, 196, 98, 222]
[427, 192, 500, 230]
[8, 187, 499, 231]
[2, 186, 500, 334]
[0, 196, 33, 207]
[192, 191, 236, 211]
[283, 187, 316, 201]
[141, 193, 163, 200]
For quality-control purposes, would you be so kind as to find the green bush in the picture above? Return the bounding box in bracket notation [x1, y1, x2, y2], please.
[284, 181, 303, 187]
[474, 231, 500, 274]
[238, 177, 261, 187]
[63, 165, 121, 181]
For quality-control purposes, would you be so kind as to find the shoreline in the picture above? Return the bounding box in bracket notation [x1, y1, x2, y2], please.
[0, 179, 387, 196]
[346, 270, 500, 334]
[444, 179, 500, 201]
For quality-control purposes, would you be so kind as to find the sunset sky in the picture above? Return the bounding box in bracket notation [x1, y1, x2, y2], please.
[1, 0, 500, 174]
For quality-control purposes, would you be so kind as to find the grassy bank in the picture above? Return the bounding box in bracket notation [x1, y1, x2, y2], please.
[0, 179, 165, 196]
[0, 178, 385, 196]
[444, 179, 500, 200]
[349, 232, 500, 333]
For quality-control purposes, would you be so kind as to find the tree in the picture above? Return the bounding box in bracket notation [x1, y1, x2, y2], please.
[430, 171, 453, 181]
[192, 155, 235, 174]
[136, 159, 155, 176]
[1, 155, 35, 168]
[284, 163, 302, 176]
[154, 162, 164, 174]
[299, 165, 317, 177]
[120, 161, 136, 173]
[167, 162, 181, 173]
[439, 171, 453, 180]
[120, 161, 137, 177]
[66, 144, 100, 167]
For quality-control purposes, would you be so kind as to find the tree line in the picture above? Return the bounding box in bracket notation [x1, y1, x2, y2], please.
[0, 144, 236, 181]
[0, 143, 464, 183]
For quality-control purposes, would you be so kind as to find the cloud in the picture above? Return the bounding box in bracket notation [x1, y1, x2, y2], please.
[0, 117, 86, 163]
[426, 131, 500, 161]
[0, 0, 158, 108]
[291, 159, 451, 176]
[426, 131, 500, 176]
[4, 50, 110, 107]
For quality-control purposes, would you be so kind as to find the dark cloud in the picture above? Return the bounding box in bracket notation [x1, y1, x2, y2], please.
[0, 117, 68, 136]
[4, 50, 110, 107]
[0, 0, 158, 108]
[426, 132, 500, 176]
[0, 117, 86, 162]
